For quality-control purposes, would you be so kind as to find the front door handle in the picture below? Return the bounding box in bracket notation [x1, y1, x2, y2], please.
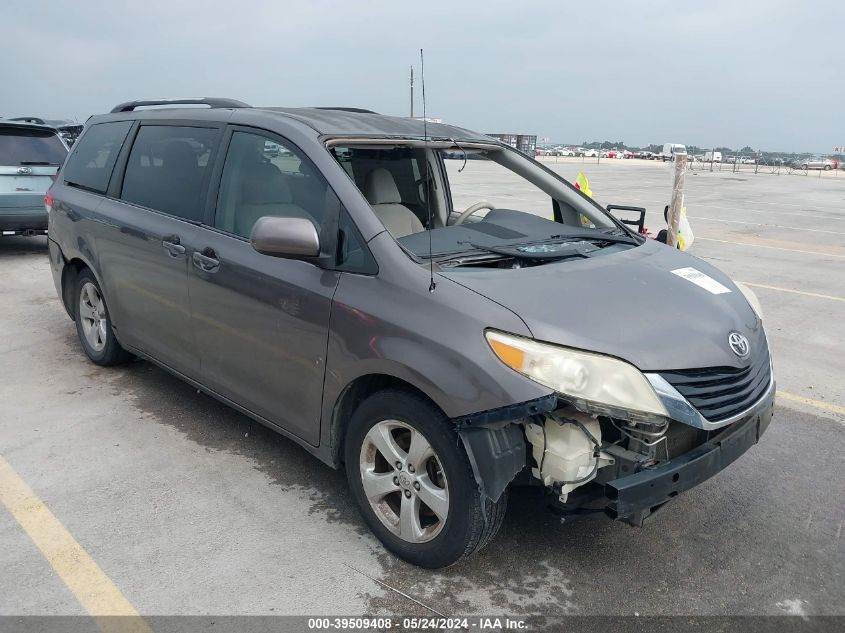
[162, 237, 186, 257]
[192, 249, 220, 273]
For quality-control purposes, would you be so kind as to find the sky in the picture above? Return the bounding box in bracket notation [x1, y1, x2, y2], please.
[3, 1, 843, 153]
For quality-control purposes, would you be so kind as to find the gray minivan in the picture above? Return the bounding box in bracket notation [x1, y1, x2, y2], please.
[47, 99, 774, 568]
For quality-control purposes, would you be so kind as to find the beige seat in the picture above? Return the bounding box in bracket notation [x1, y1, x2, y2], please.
[235, 168, 314, 238]
[363, 168, 424, 238]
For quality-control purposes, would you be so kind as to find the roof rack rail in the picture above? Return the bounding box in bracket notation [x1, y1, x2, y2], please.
[8, 116, 47, 124]
[313, 107, 378, 114]
[110, 98, 251, 113]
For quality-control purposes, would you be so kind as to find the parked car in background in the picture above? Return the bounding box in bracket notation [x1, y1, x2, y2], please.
[5, 117, 85, 147]
[263, 140, 281, 157]
[56, 123, 84, 146]
[582, 148, 598, 158]
[795, 157, 834, 170]
[704, 151, 722, 162]
[556, 148, 575, 157]
[739, 156, 757, 164]
[1, 120, 68, 236]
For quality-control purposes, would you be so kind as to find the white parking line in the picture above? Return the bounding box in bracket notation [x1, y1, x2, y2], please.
[695, 237, 845, 259]
[688, 216, 845, 236]
[698, 204, 845, 222]
[617, 196, 845, 223]
[638, 209, 845, 236]
[739, 282, 845, 302]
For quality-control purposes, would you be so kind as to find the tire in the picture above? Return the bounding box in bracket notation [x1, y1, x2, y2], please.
[824, 165, 831, 171]
[74, 268, 133, 366]
[345, 389, 507, 568]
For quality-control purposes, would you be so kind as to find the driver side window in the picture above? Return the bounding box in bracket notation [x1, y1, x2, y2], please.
[215, 131, 328, 239]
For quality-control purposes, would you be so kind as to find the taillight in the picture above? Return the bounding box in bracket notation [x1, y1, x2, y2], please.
[44, 192, 53, 214]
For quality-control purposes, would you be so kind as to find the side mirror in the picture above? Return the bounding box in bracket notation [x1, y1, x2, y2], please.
[250, 216, 320, 259]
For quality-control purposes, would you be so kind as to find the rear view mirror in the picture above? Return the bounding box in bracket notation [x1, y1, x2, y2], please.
[250, 216, 320, 259]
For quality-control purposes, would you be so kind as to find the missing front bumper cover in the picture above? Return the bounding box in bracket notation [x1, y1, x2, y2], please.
[605, 392, 774, 523]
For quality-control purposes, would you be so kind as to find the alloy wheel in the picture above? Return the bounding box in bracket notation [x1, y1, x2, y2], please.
[79, 282, 107, 352]
[359, 420, 449, 543]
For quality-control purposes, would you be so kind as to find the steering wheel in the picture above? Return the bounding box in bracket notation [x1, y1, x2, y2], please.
[452, 201, 496, 226]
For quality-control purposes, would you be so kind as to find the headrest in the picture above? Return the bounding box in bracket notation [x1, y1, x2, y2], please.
[363, 168, 402, 205]
[163, 141, 197, 170]
[241, 169, 292, 205]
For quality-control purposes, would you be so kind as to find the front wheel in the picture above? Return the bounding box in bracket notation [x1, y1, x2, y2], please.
[345, 389, 507, 568]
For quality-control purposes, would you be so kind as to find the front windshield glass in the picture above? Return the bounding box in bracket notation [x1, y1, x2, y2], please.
[330, 141, 629, 263]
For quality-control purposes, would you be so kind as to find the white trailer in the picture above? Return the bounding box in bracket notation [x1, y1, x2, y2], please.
[661, 143, 687, 161]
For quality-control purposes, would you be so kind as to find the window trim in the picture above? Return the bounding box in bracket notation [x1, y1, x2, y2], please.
[113, 120, 226, 223]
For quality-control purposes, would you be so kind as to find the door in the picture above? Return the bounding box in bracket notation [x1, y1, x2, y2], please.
[97, 123, 222, 377]
[188, 128, 340, 444]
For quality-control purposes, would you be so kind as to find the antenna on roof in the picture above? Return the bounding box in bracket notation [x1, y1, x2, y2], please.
[421, 48, 435, 293]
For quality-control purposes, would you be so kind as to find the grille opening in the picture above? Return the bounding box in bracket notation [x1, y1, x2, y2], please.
[660, 346, 771, 422]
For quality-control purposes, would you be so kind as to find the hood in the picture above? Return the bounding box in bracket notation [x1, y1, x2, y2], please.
[441, 240, 766, 371]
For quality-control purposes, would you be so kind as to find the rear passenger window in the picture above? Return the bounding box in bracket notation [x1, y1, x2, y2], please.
[121, 125, 219, 221]
[215, 131, 329, 238]
[63, 121, 132, 193]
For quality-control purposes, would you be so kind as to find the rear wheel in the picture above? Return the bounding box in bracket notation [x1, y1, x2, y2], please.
[345, 389, 507, 568]
[74, 269, 133, 366]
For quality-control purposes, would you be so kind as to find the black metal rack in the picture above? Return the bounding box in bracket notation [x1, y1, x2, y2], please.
[109, 98, 251, 113]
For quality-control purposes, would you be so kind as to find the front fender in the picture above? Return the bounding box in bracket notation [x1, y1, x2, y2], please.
[319, 257, 553, 468]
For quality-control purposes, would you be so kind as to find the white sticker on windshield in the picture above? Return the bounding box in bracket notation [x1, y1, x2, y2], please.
[671, 267, 732, 295]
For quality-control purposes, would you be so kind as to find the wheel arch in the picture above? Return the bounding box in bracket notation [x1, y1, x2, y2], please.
[328, 372, 443, 467]
[60, 255, 110, 319]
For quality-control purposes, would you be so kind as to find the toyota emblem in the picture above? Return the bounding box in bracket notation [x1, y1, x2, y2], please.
[728, 332, 750, 358]
[17, 166, 33, 175]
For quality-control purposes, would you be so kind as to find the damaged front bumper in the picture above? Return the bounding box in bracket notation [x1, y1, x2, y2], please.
[451, 381, 774, 525]
[604, 383, 775, 524]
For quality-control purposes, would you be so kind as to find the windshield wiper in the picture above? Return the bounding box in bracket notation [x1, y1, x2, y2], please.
[549, 231, 638, 246]
[462, 242, 595, 261]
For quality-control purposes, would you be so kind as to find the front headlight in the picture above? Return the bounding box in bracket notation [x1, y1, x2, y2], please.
[734, 281, 764, 320]
[485, 330, 668, 418]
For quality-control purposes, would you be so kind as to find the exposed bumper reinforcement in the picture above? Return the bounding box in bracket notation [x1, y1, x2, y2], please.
[605, 385, 774, 522]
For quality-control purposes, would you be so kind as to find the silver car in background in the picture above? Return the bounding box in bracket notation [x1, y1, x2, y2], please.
[794, 157, 834, 170]
[1, 120, 68, 236]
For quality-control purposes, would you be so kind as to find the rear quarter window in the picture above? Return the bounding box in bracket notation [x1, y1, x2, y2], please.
[0, 127, 67, 166]
[62, 121, 133, 193]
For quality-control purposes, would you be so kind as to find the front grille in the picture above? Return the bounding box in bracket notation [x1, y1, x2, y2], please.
[660, 346, 771, 422]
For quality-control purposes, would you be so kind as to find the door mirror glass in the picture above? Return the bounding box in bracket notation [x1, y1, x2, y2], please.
[250, 216, 320, 259]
